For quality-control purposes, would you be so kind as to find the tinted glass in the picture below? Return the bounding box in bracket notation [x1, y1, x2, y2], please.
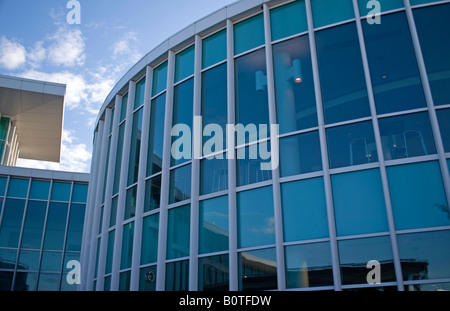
[271, 0, 308, 41]
[141, 214, 159, 265]
[202, 29, 226, 69]
[236, 145, 273, 187]
[20, 200, 47, 249]
[65, 203, 86, 252]
[169, 164, 191, 204]
[239, 248, 277, 291]
[113, 123, 125, 195]
[105, 230, 115, 274]
[144, 175, 161, 212]
[175, 45, 195, 83]
[147, 94, 166, 176]
[198, 254, 229, 291]
[0, 199, 26, 248]
[125, 186, 137, 220]
[234, 14, 264, 55]
[51, 182, 71, 202]
[200, 155, 228, 195]
[29, 180, 50, 200]
[72, 183, 88, 203]
[165, 260, 189, 291]
[7, 178, 29, 198]
[437, 108, 450, 152]
[167, 205, 190, 260]
[17, 250, 40, 270]
[121, 222, 134, 270]
[152, 61, 168, 96]
[128, 107, 143, 186]
[120, 92, 128, 122]
[43, 202, 69, 250]
[139, 265, 157, 291]
[358, 0, 403, 15]
[134, 77, 146, 109]
[199, 195, 229, 254]
[311, 0, 354, 28]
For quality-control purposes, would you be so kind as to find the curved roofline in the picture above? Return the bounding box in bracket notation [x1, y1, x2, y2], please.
[95, 0, 285, 129]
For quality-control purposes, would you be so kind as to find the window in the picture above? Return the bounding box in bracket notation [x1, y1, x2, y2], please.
[357, 0, 403, 16]
[125, 186, 137, 220]
[285, 242, 333, 288]
[72, 183, 88, 203]
[51, 182, 71, 202]
[144, 175, 161, 212]
[120, 92, 128, 122]
[113, 123, 125, 195]
[363, 12, 426, 115]
[315, 22, 371, 124]
[311, 0, 354, 28]
[167, 205, 190, 260]
[169, 164, 191, 204]
[273, 35, 317, 134]
[234, 14, 264, 55]
[20, 200, 47, 249]
[0, 199, 25, 248]
[152, 61, 168, 96]
[237, 186, 275, 248]
[200, 156, 228, 195]
[236, 145, 272, 187]
[43, 202, 69, 250]
[128, 107, 143, 186]
[199, 196, 229, 254]
[139, 265, 157, 291]
[414, 3, 450, 106]
[202, 29, 226, 69]
[279, 131, 322, 177]
[332, 169, 389, 236]
[141, 214, 159, 265]
[387, 161, 449, 230]
[134, 77, 146, 109]
[379, 112, 436, 161]
[175, 46, 195, 83]
[198, 254, 229, 291]
[437, 109, 450, 153]
[66, 204, 85, 252]
[166, 260, 189, 291]
[239, 248, 277, 291]
[8, 178, 29, 198]
[121, 222, 134, 270]
[270, 0, 307, 41]
[327, 121, 378, 169]
[281, 177, 328, 242]
[147, 94, 166, 177]
[29, 180, 50, 200]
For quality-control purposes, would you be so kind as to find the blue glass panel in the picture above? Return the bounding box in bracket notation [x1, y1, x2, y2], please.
[235, 48, 270, 143]
[411, 0, 446, 5]
[414, 4, 450, 106]
[198, 254, 229, 291]
[66, 203, 86, 252]
[202, 63, 227, 153]
[363, 12, 426, 114]
[37, 273, 60, 291]
[0, 177, 7, 196]
[437, 109, 450, 153]
[29, 180, 50, 200]
[0, 117, 10, 140]
[141, 214, 159, 265]
[144, 175, 161, 212]
[239, 248, 277, 290]
[169, 164, 191, 204]
[199, 195, 229, 254]
[17, 250, 40, 270]
[311, 0, 354, 28]
[171, 78, 193, 167]
[40, 251, 62, 272]
[120, 92, 128, 122]
[15, 271, 37, 291]
[315, 22, 371, 124]
[279, 131, 322, 177]
[175, 45, 195, 83]
[72, 183, 88, 203]
[128, 108, 143, 186]
[147, 93, 166, 176]
[0, 248, 16, 269]
[271, 0, 308, 41]
[110, 196, 118, 228]
[121, 222, 134, 270]
[379, 112, 436, 161]
[119, 271, 131, 291]
[327, 121, 378, 169]
[358, 0, 403, 15]
[332, 169, 389, 236]
[387, 161, 449, 230]
[0, 199, 26, 248]
[20, 200, 47, 249]
[202, 29, 227, 68]
[7, 178, 29, 198]
[338, 236, 395, 285]
[397, 230, 450, 281]
[134, 77, 146, 109]
[237, 186, 275, 248]
[167, 205, 190, 260]
[285, 242, 333, 288]
[165, 260, 189, 291]
[125, 186, 137, 220]
[51, 182, 71, 202]
[139, 265, 157, 291]
[113, 123, 125, 195]
[105, 230, 115, 274]
[273, 35, 317, 133]
[43, 202, 69, 250]
[234, 14, 265, 55]
[236, 145, 273, 187]
[152, 61, 168, 96]
[200, 156, 228, 195]
[281, 177, 328, 242]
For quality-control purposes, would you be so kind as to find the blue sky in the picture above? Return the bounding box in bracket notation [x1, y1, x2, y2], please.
[0, 0, 236, 173]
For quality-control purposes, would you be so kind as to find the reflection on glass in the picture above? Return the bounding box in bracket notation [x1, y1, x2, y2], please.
[8, 178, 29, 199]
[121, 222, 134, 270]
[0, 199, 26, 248]
[51, 182, 71, 202]
[17, 250, 40, 271]
[66, 203, 86, 252]
[166, 260, 189, 291]
[315, 23, 371, 124]
[167, 205, 190, 260]
[199, 196, 229, 254]
[37, 273, 60, 291]
[125, 186, 137, 220]
[281, 177, 328, 242]
[141, 214, 159, 265]
[145, 175, 161, 212]
[152, 61, 168, 96]
[379, 112, 436, 161]
[119, 271, 131, 291]
[72, 183, 88, 203]
[134, 77, 146, 109]
[398, 230, 450, 281]
[387, 161, 449, 230]
[128, 107, 143, 186]
[14, 272, 37, 291]
[311, 0, 354, 28]
[327, 121, 378, 169]
[234, 14, 264, 55]
[139, 265, 157, 291]
[405, 282, 450, 292]
[363, 12, 426, 115]
[358, 0, 403, 15]
[113, 123, 125, 195]
[105, 230, 115, 275]
[200, 156, 228, 195]
[0, 248, 16, 269]
[169, 164, 191, 204]
[29, 180, 50, 200]
[202, 29, 226, 69]
[338, 236, 395, 285]
[332, 169, 389, 236]
[239, 248, 277, 291]
[235, 48, 270, 143]
[237, 145, 272, 187]
[271, 0, 307, 41]
[279, 131, 322, 177]
[285, 242, 333, 289]
[414, 3, 450, 106]
[147, 94, 166, 176]
[237, 186, 275, 248]
[110, 197, 118, 227]
[199, 254, 229, 291]
[273, 35, 317, 134]
[0, 177, 7, 196]
[20, 200, 47, 249]
[120, 92, 128, 122]
[40, 251, 62, 272]
[436, 109, 450, 152]
[175, 45, 195, 83]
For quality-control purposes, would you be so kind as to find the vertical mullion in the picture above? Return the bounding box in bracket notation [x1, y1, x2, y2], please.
[352, 0, 405, 291]
[156, 51, 176, 291]
[305, 0, 342, 291]
[263, 3, 286, 291]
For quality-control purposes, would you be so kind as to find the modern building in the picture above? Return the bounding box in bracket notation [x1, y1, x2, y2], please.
[0, 75, 90, 291]
[82, 0, 450, 291]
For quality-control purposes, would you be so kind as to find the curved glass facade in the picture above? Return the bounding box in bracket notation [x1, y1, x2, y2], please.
[83, 0, 450, 292]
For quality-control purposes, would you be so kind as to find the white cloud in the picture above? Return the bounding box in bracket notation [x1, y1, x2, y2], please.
[0, 36, 27, 70]
[47, 27, 86, 67]
[27, 41, 47, 68]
